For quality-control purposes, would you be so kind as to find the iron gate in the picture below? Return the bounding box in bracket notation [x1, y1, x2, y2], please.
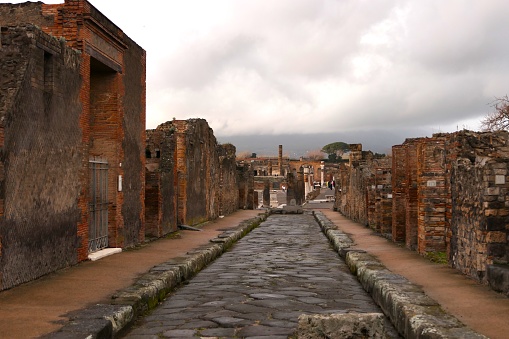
[88, 158, 109, 253]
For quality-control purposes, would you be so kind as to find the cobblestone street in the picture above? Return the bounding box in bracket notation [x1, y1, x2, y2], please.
[123, 213, 384, 338]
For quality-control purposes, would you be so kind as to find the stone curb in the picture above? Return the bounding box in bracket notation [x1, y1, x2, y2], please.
[43, 212, 268, 339]
[313, 211, 488, 339]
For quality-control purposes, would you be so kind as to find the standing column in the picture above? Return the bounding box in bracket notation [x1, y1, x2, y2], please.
[320, 161, 325, 188]
[278, 145, 283, 176]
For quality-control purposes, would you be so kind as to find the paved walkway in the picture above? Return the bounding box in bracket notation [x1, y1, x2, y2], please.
[123, 213, 391, 338]
[0, 200, 508, 338]
[322, 210, 509, 339]
[0, 210, 261, 338]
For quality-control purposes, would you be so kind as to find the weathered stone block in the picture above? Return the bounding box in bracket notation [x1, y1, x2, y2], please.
[297, 313, 397, 339]
[487, 264, 509, 295]
[486, 216, 506, 231]
[487, 243, 506, 257]
[484, 187, 500, 196]
[486, 231, 507, 243]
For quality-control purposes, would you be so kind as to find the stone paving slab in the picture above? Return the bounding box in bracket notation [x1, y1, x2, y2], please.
[122, 213, 389, 338]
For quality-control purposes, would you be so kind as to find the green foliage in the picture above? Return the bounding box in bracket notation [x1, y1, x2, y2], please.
[321, 142, 349, 155]
[425, 251, 448, 264]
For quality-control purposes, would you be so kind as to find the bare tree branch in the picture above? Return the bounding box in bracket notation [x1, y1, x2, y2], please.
[481, 95, 509, 131]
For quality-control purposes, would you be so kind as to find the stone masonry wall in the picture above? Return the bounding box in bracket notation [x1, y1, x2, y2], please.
[175, 119, 220, 226]
[374, 159, 392, 238]
[337, 145, 373, 226]
[145, 123, 178, 238]
[0, 25, 83, 290]
[218, 143, 239, 216]
[1, 0, 147, 255]
[237, 161, 255, 210]
[447, 131, 509, 283]
[0, 0, 146, 289]
[333, 131, 509, 289]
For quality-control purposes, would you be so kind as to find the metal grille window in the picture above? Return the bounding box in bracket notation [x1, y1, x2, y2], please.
[88, 158, 109, 253]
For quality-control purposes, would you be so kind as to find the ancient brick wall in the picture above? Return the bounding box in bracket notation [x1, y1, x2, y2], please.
[404, 139, 421, 250]
[391, 138, 423, 249]
[366, 175, 376, 229]
[417, 137, 448, 254]
[333, 163, 348, 211]
[335, 130, 509, 289]
[0, 25, 83, 290]
[146, 121, 254, 232]
[392, 145, 407, 242]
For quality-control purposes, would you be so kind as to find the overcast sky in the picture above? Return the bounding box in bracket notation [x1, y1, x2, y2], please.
[5, 0, 509, 154]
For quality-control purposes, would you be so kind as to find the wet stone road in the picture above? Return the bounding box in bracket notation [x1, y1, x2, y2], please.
[124, 213, 383, 338]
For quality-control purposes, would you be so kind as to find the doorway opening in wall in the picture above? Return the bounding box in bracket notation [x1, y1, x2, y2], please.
[89, 56, 119, 250]
[88, 158, 109, 252]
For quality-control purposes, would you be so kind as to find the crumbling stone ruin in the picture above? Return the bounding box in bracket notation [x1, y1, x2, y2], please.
[0, 1, 256, 292]
[145, 119, 252, 235]
[248, 145, 333, 207]
[335, 131, 509, 295]
[0, 0, 146, 290]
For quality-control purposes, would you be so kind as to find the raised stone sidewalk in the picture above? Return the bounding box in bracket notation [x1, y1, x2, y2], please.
[42, 213, 268, 338]
[45, 210, 489, 338]
[312, 211, 487, 339]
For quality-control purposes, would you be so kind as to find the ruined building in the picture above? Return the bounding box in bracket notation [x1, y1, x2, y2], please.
[335, 131, 509, 295]
[336, 145, 392, 236]
[248, 145, 330, 206]
[145, 119, 253, 236]
[0, 1, 146, 290]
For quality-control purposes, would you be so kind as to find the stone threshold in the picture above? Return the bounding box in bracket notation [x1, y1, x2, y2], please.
[88, 248, 122, 261]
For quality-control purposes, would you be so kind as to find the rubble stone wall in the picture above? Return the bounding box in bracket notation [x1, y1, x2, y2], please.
[146, 120, 250, 231]
[145, 124, 178, 237]
[218, 144, 239, 216]
[374, 160, 392, 237]
[175, 119, 220, 225]
[336, 145, 372, 226]
[237, 162, 255, 210]
[447, 131, 509, 283]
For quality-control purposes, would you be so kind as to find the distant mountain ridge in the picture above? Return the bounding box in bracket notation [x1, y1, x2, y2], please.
[217, 129, 429, 157]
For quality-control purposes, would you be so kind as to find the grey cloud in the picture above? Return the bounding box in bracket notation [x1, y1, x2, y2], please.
[129, 0, 509, 151]
[156, 34, 263, 89]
